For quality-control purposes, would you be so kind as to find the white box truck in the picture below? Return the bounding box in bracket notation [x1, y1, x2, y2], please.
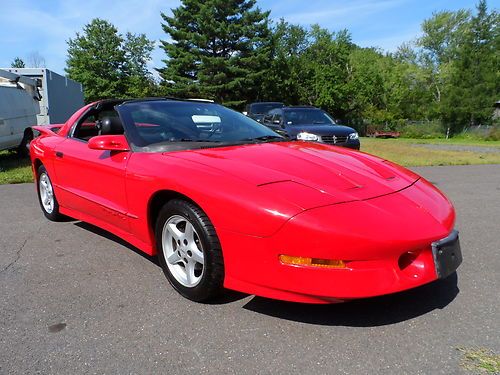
[0, 68, 84, 155]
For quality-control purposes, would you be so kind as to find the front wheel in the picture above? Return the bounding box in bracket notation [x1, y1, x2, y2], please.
[155, 199, 224, 302]
[37, 165, 64, 221]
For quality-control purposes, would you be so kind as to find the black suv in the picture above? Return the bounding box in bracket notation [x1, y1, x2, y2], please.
[244, 102, 285, 122]
[262, 106, 360, 149]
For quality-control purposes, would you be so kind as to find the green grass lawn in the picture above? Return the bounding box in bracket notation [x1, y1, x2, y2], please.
[1, 138, 500, 185]
[389, 137, 500, 148]
[361, 137, 500, 166]
[0, 151, 33, 184]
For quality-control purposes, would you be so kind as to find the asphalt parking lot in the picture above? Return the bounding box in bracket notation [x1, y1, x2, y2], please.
[1, 164, 499, 374]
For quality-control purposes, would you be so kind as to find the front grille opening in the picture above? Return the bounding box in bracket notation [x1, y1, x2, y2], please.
[321, 135, 348, 144]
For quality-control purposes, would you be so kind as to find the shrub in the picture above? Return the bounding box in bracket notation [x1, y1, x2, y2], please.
[398, 121, 445, 139]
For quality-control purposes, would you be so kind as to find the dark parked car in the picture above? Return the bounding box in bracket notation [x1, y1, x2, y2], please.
[263, 106, 360, 149]
[244, 102, 285, 122]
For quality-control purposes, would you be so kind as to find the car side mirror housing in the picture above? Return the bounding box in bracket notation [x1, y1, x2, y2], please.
[88, 135, 130, 152]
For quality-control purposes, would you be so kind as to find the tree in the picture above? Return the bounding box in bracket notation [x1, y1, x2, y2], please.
[66, 18, 156, 102]
[10, 57, 25, 68]
[26, 51, 46, 67]
[443, 0, 499, 131]
[260, 19, 308, 103]
[66, 19, 126, 102]
[123, 32, 156, 98]
[159, 0, 271, 107]
[293, 26, 355, 119]
[416, 1, 499, 133]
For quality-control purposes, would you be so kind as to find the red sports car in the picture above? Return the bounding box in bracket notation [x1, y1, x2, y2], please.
[30, 98, 462, 303]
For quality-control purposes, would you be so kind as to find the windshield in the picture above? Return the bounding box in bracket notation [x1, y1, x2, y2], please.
[250, 103, 284, 114]
[284, 109, 335, 125]
[117, 100, 284, 152]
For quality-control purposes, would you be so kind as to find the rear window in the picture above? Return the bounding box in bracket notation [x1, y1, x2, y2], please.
[284, 109, 335, 125]
[250, 103, 284, 114]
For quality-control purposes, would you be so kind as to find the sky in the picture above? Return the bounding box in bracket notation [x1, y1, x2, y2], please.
[0, 0, 495, 76]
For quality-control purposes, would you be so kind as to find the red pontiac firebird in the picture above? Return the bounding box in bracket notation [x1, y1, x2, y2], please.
[30, 98, 462, 303]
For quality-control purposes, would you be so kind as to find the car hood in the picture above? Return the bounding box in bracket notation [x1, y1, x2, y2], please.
[286, 124, 355, 137]
[165, 141, 419, 210]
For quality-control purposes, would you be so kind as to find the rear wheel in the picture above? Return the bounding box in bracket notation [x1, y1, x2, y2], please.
[155, 199, 224, 302]
[17, 129, 33, 157]
[37, 165, 64, 221]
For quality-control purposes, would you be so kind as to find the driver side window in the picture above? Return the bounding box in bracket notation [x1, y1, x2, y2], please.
[72, 113, 99, 141]
[72, 110, 120, 141]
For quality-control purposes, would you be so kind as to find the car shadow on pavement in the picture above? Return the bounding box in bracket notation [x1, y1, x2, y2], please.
[74, 221, 160, 266]
[242, 273, 459, 327]
[73, 221, 250, 304]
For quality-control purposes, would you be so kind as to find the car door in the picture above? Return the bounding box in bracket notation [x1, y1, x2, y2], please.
[53, 113, 131, 232]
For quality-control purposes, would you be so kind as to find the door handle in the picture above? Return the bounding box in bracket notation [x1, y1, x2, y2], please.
[55, 151, 63, 158]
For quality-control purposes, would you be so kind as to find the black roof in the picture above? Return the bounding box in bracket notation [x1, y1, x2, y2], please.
[95, 97, 216, 108]
[283, 105, 318, 110]
[248, 101, 284, 105]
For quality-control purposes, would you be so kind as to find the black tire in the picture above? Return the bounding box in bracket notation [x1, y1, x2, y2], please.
[37, 165, 64, 221]
[155, 199, 224, 302]
[17, 129, 33, 157]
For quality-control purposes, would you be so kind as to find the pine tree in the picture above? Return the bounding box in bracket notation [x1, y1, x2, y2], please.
[441, 0, 499, 131]
[159, 0, 270, 107]
[11, 57, 26, 68]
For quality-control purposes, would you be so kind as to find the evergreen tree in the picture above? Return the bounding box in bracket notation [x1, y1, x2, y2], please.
[10, 57, 25, 68]
[159, 0, 270, 107]
[440, 1, 498, 132]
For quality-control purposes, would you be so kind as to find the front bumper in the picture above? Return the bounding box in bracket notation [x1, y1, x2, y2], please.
[320, 137, 360, 150]
[222, 179, 458, 303]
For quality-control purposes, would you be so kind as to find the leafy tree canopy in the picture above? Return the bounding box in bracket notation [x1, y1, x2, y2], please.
[66, 18, 155, 102]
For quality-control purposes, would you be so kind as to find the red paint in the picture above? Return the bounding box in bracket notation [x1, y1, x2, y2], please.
[30, 102, 457, 303]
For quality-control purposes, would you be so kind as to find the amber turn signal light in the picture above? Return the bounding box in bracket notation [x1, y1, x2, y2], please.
[279, 255, 346, 268]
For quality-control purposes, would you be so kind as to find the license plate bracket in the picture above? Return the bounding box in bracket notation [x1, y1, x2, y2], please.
[432, 230, 463, 279]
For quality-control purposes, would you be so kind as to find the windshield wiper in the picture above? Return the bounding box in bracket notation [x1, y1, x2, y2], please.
[178, 138, 222, 142]
[240, 135, 286, 143]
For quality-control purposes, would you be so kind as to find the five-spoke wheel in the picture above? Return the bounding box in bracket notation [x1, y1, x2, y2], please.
[162, 215, 205, 287]
[39, 172, 55, 214]
[37, 165, 63, 221]
[156, 199, 224, 302]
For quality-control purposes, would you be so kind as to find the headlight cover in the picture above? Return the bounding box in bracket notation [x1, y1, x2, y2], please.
[349, 132, 359, 140]
[297, 132, 319, 141]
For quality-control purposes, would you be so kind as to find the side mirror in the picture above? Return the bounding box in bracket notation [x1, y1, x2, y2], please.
[88, 135, 130, 152]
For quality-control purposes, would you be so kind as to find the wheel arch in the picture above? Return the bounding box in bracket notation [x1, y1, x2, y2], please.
[23, 127, 33, 138]
[147, 189, 203, 248]
[33, 158, 43, 177]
